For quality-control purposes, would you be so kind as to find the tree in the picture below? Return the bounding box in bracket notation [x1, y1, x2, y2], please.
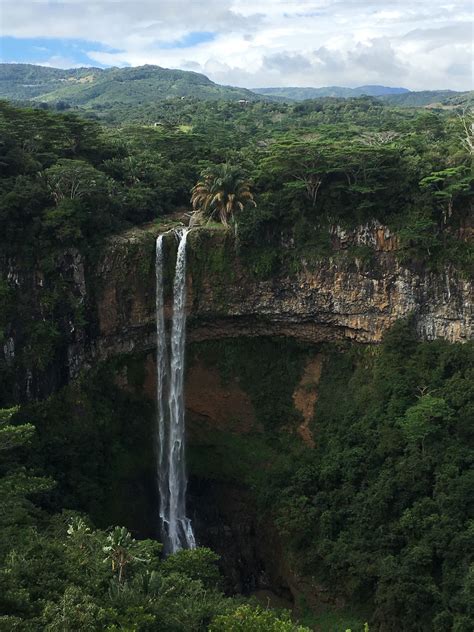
[257, 138, 404, 221]
[191, 164, 256, 228]
[102, 527, 141, 585]
[160, 547, 220, 589]
[209, 605, 311, 631]
[259, 140, 332, 208]
[458, 109, 474, 155]
[359, 131, 399, 146]
[41, 586, 107, 631]
[43, 159, 112, 206]
[399, 395, 453, 456]
[0, 408, 53, 536]
[420, 166, 472, 225]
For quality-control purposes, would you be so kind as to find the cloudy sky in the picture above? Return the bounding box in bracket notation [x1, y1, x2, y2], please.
[1, 1, 472, 90]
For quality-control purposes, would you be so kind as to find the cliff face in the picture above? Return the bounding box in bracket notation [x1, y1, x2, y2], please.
[1, 221, 472, 398]
[81, 222, 471, 378]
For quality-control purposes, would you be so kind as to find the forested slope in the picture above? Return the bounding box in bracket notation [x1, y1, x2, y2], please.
[0, 63, 262, 105]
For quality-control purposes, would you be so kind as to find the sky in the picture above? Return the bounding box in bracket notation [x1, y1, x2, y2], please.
[0, 0, 472, 90]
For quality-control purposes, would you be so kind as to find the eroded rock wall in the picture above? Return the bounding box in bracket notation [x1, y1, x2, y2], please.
[85, 222, 472, 380]
[2, 221, 472, 399]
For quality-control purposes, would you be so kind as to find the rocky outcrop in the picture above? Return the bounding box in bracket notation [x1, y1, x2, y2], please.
[2, 221, 472, 396]
[82, 222, 472, 378]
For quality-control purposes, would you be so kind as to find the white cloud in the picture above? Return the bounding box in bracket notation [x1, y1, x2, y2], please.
[1, 0, 472, 89]
[40, 55, 86, 69]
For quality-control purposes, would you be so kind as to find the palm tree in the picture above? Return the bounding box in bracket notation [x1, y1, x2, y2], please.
[190, 164, 256, 228]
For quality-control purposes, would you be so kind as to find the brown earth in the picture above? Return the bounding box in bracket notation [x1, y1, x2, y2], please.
[292, 355, 324, 447]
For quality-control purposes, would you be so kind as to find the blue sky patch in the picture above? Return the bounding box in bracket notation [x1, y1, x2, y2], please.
[159, 31, 216, 49]
[0, 37, 121, 67]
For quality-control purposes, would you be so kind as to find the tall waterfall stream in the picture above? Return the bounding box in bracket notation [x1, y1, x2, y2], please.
[155, 228, 196, 553]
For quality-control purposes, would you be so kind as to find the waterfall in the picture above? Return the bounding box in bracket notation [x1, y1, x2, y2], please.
[155, 228, 196, 554]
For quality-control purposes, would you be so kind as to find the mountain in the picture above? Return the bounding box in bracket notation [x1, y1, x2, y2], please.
[251, 85, 471, 107]
[1, 64, 468, 112]
[442, 91, 474, 108]
[251, 85, 409, 101]
[379, 90, 472, 107]
[0, 63, 263, 105]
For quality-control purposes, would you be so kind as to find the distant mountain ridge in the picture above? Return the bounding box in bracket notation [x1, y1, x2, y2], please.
[0, 63, 468, 110]
[251, 85, 471, 107]
[251, 85, 410, 100]
[378, 89, 471, 107]
[0, 63, 262, 105]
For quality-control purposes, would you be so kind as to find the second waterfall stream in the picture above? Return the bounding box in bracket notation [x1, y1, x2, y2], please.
[155, 228, 196, 554]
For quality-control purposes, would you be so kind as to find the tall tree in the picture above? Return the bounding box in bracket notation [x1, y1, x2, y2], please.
[191, 164, 256, 228]
[420, 166, 472, 225]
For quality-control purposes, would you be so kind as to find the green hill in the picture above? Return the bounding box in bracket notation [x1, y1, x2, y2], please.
[0, 63, 263, 106]
[379, 90, 465, 107]
[0, 64, 103, 100]
[442, 91, 474, 108]
[1, 64, 469, 114]
[252, 85, 409, 101]
[253, 86, 471, 108]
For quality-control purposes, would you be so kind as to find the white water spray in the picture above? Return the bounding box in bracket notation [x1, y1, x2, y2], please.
[155, 228, 195, 554]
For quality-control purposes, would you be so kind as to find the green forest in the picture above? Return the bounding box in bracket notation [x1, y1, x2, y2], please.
[0, 73, 473, 632]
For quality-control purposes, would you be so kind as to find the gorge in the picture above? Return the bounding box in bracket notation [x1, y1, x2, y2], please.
[3, 220, 471, 601]
[1, 219, 473, 631]
[0, 94, 472, 631]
